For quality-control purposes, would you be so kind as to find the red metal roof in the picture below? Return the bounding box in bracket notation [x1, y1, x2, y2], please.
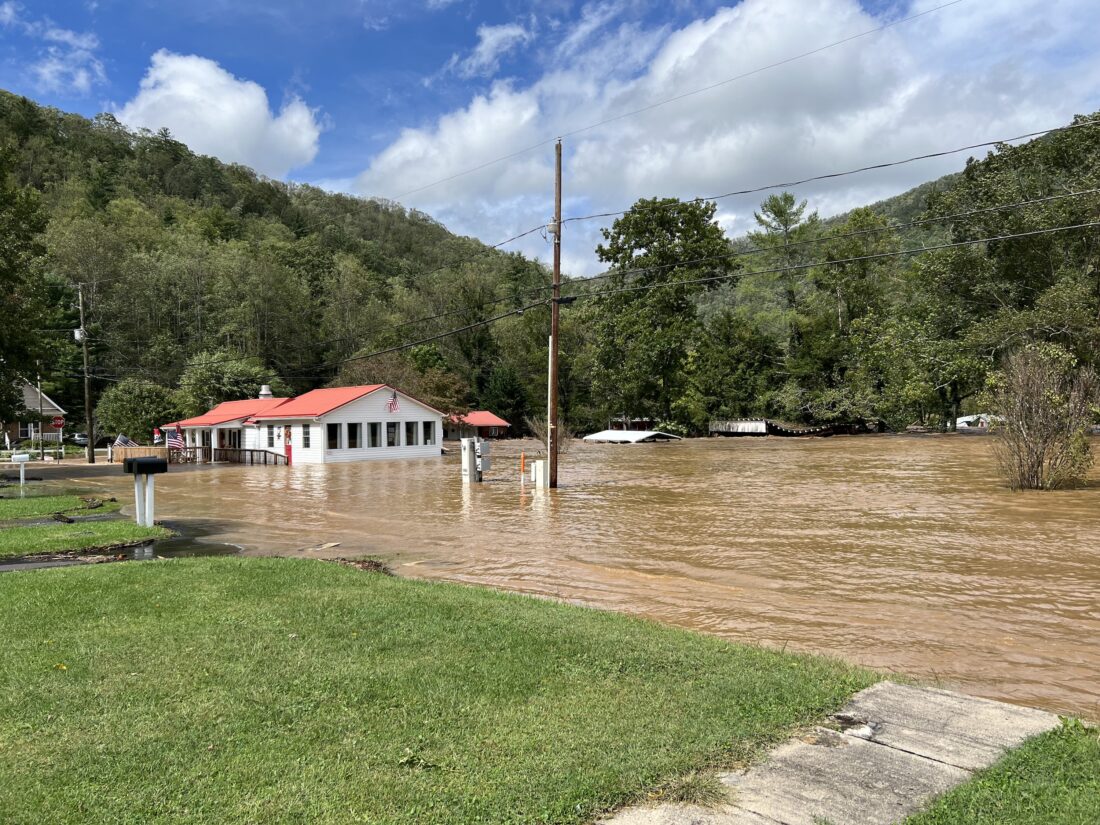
[167, 397, 291, 428]
[453, 411, 510, 428]
[251, 385, 387, 419]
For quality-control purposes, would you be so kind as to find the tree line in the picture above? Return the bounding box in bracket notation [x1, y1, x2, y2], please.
[0, 89, 1097, 444]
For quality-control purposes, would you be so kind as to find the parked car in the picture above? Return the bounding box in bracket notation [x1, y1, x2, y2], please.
[69, 432, 89, 446]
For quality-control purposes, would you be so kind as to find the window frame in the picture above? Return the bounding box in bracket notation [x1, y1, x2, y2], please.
[404, 421, 418, 446]
[386, 421, 399, 447]
[369, 422, 381, 448]
[267, 425, 275, 449]
[302, 424, 311, 449]
[326, 422, 340, 450]
[422, 420, 436, 446]
[347, 422, 362, 449]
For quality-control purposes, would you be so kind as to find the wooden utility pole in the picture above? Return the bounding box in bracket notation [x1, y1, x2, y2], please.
[548, 140, 562, 488]
[78, 283, 95, 464]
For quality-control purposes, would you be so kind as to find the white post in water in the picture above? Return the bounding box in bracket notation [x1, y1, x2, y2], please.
[460, 437, 483, 483]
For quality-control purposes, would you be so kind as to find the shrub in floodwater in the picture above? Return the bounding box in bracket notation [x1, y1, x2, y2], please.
[991, 347, 1098, 490]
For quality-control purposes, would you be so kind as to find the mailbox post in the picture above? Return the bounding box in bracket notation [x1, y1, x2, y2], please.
[123, 456, 168, 527]
[11, 453, 30, 492]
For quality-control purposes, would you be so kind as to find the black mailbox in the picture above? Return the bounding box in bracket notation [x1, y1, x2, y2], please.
[123, 456, 168, 475]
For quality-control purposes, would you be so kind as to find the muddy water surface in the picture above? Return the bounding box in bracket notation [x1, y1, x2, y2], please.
[71, 436, 1100, 718]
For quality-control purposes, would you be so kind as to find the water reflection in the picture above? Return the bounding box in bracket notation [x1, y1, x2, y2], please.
[69, 437, 1100, 718]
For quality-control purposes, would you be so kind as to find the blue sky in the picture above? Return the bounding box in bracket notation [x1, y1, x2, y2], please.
[2, 0, 1098, 273]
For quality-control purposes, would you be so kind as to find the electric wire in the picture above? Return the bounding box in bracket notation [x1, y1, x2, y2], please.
[390, 0, 966, 201]
[562, 120, 1100, 226]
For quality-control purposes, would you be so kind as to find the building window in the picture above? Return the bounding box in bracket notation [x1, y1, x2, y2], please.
[327, 422, 340, 450]
[347, 422, 362, 448]
[386, 421, 398, 447]
[267, 425, 275, 448]
[405, 421, 418, 446]
[423, 421, 436, 445]
[18, 423, 30, 439]
[302, 424, 311, 449]
[369, 422, 381, 448]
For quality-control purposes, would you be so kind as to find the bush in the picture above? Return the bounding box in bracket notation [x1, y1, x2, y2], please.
[992, 347, 1098, 490]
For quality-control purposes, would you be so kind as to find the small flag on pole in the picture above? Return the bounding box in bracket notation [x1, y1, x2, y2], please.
[114, 434, 137, 447]
[168, 427, 185, 449]
[386, 390, 400, 413]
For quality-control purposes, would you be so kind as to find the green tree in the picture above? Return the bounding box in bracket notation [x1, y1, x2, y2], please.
[177, 351, 290, 415]
[0, 151, 48, 420]
[480, 364, 529, 433]
[95, 379, 183, 443]
[589, 197, 732, 423]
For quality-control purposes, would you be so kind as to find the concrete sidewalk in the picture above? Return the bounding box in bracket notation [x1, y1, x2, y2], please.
[604, 681, 1059, 825]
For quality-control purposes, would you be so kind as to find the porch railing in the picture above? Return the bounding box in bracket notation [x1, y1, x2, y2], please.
[212, 448, 288, 465]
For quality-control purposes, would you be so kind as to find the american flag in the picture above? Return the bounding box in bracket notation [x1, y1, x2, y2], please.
[386, 390, 400, 413]
[167, 427, 185, 449]
[114, 434, 137, 447]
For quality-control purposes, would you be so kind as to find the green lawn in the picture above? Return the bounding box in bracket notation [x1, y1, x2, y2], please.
[0, 557, 877, 824]
[905, 719, 1100, 825]
[0, 520, 171, 558]
[0, 494, 120, 521]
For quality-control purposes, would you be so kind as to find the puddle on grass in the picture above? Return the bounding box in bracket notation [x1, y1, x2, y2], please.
[0, 530, 240, 573]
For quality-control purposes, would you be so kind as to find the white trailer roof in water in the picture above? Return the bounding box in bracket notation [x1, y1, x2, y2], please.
[582, 429, 683, 443]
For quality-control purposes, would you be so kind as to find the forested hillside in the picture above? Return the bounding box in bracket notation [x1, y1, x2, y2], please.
[1, 88, 1098, 438]
[0, 90, 552, 433]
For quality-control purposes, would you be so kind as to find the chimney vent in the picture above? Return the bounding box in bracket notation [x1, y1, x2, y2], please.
[258, 384, 273, 399]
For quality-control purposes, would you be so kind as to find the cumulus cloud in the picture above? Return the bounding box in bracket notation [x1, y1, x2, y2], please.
[117, 50, 324, 179]
[351, 0, 1100, 275]
[445, 22, 533, 79]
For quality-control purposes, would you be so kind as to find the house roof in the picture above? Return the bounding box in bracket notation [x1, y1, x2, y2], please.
[167, 397, 290, 428]
[18, 379, 65, 417]
[582, 430, 682, 444]
[451, 411, 510, 428]
[250, 385, 385, 419]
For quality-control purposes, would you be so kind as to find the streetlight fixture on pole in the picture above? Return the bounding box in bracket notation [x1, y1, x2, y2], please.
[76, 283, 95, 464]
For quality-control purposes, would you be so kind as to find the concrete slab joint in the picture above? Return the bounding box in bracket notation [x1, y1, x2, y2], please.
[602, 681, 1060, 825]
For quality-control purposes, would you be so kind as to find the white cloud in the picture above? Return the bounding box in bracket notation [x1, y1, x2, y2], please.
[350, 0, 1100, 275]
[1, 4, 106, 94]
[117, 50, 325, 179]
[445, 22, 533, 79]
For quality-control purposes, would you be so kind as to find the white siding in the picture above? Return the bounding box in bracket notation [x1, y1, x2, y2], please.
[261, 390, 442, 465]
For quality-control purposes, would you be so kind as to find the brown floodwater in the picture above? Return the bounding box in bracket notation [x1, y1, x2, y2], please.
[65, 436, 1100, 718]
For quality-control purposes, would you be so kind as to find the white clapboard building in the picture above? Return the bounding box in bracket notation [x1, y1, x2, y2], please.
[169, 384, 443, 465]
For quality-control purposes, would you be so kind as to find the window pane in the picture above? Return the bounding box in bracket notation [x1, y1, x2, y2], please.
[327, 422, 340, 450]
[369, 422, 381, 448]
[302, 424, 310, 448]
[348, 423, 361, 449]
[405, 421, 417, 446]
[386, 422, 398, 447]
[422, 421, 435, 445]
[267, 425, 275, 448]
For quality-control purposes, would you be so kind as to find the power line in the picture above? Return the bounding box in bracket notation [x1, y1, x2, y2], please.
[388, 0, 966, 201]
[572, 221, 1100, 300]
[562, 120, 1100, 226]
[565, 187, 1100, 289]
[283, 299, 551, 378]
[279, 220, 1100, 380]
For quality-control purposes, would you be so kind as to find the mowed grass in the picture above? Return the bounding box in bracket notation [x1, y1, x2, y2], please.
[905, 720, 1100, 825]
[0, 520, 171, 558]
[0, 494, 119, 521]
[0, 557, 878, 824]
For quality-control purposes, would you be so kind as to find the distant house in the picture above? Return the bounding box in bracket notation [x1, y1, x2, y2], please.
[170, 384, 444, 465]
[444, 411, 511, 440]
[2, 379, 66, 445]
